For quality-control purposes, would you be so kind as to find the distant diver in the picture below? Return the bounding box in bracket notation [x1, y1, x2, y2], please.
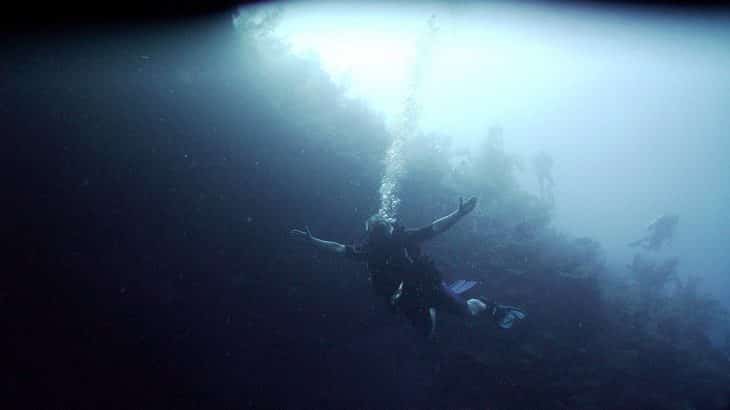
[533, 150, 554, 206]
[628, 214, 679, 251]
[290, 197, 526, 338]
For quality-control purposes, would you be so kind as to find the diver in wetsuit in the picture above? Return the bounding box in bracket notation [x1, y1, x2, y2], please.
[533, 150, 554, 206]
[628, 214, 679, 251]
[290, 197, 526, 338]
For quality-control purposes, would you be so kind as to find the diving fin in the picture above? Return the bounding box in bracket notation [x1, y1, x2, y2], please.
[493, 304, 527, 329]
[447, 280, 477, 295]
[478, 297, 527, 329]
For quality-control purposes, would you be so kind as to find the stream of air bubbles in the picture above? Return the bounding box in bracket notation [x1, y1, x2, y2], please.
[377, 15, 440, 222]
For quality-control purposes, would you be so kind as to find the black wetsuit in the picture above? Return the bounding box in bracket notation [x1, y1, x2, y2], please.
[345, 224, 471, 335]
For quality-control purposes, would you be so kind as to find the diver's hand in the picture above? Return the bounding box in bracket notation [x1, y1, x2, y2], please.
[457, 196, 477, 216]
[290, 225, 314, 242]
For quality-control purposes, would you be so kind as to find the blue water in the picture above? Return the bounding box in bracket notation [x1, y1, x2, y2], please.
[5, 6, 730, 409]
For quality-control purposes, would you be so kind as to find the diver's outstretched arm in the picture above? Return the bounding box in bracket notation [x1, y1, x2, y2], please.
[647, 216, 663, 232]
[290, 226, 346, 255]
[431, 196, 477, 235]
[628, 237, 647, 248]
[407, 197, 477, 243]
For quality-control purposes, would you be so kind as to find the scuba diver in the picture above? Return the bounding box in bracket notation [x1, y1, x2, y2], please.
[290, 197, 526, 338]
[532, 150, 554, 206]
[628, 214, 679, 251]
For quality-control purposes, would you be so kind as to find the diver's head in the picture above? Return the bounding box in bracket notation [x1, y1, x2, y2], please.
[365, 214, 394, 243]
